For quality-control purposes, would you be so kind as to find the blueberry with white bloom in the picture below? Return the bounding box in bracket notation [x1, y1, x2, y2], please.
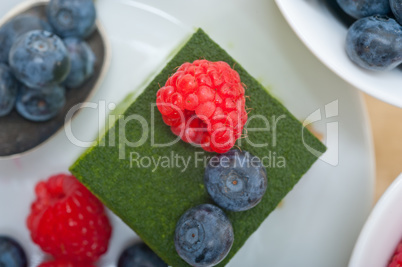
[16, 84, 65, 122]
[63, 37, 95, 88]
[0, 14, 52, 63]
[175, 204, 233, 267]
[9, 30, 70, 89]
[46, 0, 96, 38]
[0, 64, 18, 117]
[204, 149, 268, 212]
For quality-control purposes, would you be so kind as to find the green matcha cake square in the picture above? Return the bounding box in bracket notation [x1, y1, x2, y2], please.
[70, 28, 326, 266]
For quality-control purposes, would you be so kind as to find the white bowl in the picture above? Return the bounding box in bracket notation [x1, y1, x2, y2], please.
[349, 173, 402, 267]
[275, 0, 402, 108]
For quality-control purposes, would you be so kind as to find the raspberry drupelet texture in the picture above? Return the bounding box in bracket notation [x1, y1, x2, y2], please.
[389, 241, 402, 267]
[27, 174, 112, 264]
[38, 259, 96, 267]
[156, 60, 247, 153]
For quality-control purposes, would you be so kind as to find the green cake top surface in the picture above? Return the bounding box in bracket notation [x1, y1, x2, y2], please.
[70, 28, 326, 266]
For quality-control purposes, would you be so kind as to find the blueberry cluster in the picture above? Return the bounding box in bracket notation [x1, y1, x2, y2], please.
[0, 0, 96, 121]
[175, 150, 268, 267]
[337, 0, 402, 71]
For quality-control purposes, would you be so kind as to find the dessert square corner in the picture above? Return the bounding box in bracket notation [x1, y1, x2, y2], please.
[70, 28, 326, 266]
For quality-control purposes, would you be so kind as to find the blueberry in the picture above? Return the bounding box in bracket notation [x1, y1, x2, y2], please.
[118, 242, 167, 267]
[346, 16, 402, 71]
[0, 14, 52, 64]
[204, 150, 267, 212]
[46, 0, 96, 38]
[9, 30, 70, 89]
[63, 37, 95, 88]
[0, 64, 18, 117]
[16, 84, 65, 122]
[390, 0, 402, 25]
[0, 236, 27, 267]
[324, 0, 356, 28]
[175, 204, 233, 267]
[336, 0, 390, 19]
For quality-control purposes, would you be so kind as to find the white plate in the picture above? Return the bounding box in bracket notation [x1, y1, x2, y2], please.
[349, 173, 402, 267]
[0, 0, 375, 266]
[275, 0, 402, 108]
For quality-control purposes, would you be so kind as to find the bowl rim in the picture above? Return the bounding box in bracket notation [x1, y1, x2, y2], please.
[274, 0, 402, 109]
[349, 173, 402, 267]
[0, 0, 112, 160]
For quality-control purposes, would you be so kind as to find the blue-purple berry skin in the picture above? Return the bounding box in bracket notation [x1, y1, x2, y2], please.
[0, 14, 52, 64]
[175, 204, 234, 267]
[337, 0, 391, 19]
[204, 150, 268, 212]
[16, 84, 65, 122]
[46, 0, 96, 38]
[9, 30, 70, 89]
[118, 243, 167, 267]
[390, 0, 402, 25]
[63, 37, 95, 88]
[0, 64, 18, 117]
[0, 236, 27, 267]
[346, 16, 402, 71]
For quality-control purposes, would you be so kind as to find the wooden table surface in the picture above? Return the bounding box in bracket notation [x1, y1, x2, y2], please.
[363, 93, 402, 202]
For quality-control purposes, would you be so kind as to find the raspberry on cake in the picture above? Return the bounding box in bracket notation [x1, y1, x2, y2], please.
[70, 29, 326, 267]
[27, 174, 112, 264]
[156, 60, 247, 153]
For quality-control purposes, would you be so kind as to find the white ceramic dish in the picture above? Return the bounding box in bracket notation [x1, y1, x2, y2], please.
[349, 173, 402, 267]
[0, 0, 374, 266]
[275, 0, 402, 108]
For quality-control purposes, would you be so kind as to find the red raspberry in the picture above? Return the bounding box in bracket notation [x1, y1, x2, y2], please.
[156, 60, 247, 153]
[38, 259, 95, 267]
[27, 174, 112, 263]
[389, 241, 402, 267]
